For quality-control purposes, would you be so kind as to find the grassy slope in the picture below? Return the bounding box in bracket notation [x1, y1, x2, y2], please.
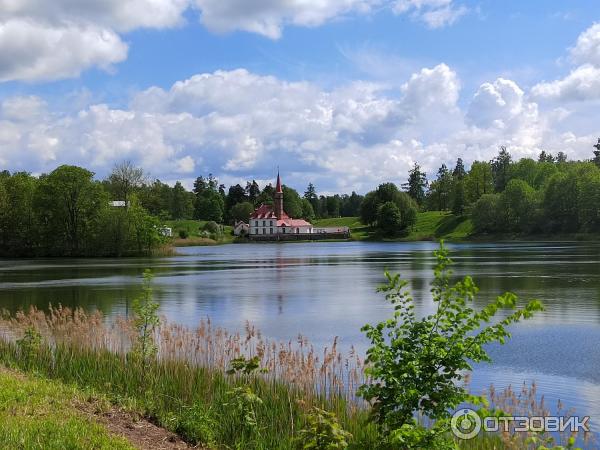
[0, 368, 133, 450]
[164, 219, 235, 245]
[0, 335, 504, 449]
[314, 211, 474, 242]
[0, 343, 380, 449]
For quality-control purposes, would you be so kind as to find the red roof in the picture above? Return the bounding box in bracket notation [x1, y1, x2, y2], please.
[277, 218, 311, 227]
[250, 204, 276, 219]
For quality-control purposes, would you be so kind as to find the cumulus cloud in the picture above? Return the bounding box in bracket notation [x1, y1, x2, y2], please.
[0, 0, 471, 82]
[0, 19, 127, 82]
[402, 63, 460, 113]
[0, 0, 189, 32]
[531, 65, 600, 102]
[468, 78, 528, 128]
[0, 0, 187, 82]
[1, 95, 47, 121]
[393, 0, 467, 28]
[570, 22, 600, 67]
[532, 23, 600, 103]
[195, 0, 380, 39]
[4, 64, 597, 192]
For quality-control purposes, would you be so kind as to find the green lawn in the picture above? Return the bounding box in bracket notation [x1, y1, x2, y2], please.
[312, 216, 370, 240]
[164, 219, 235, 245]
[0, 368, 133, 450]
[313, 211, 473, 242]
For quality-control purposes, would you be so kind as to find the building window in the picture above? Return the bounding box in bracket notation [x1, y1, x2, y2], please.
[262, 220, 266, 227]
[270, 228, 273, 234]
[282, 228, 285, 234]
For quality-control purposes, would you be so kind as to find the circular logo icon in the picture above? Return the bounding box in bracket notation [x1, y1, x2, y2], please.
[451, 408, 481, 440]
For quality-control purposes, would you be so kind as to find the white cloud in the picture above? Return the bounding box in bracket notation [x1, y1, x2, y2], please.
[176, 155, 196, 173]
[570, 22, 600, 67]
[531, 23, 600, 103]
[194, 0, 380, 39]
[463, 78, 543, 156]
[402, 63, 460, 113]
[393, 0, 467, 28]
[0, 0, 470, 82]
[194, 0, 467, 39]
[531, 64, 600, 102]
[0, 0, 189, 32]
[4, 65, 597, 192]
[1, 95, 47, 121]
[468, 78, 527, 128]
[0, 0, 188, 82]
[0, 19, 127, 82]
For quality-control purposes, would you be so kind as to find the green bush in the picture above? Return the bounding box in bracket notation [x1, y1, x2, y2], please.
[178, 229, 188, 239]
[358, 242, 543, 448]
[202, 221, 221, 234]
[296, 406, 352, 449]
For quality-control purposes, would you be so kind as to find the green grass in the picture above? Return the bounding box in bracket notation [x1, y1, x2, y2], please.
[406, 211, 473, 241]
[0, 343, 506, 450]
[0, 368, 133, 450]
[0, 342, 379, 449]
[164, 219, 235, 245]
[313, 212, 473, 242]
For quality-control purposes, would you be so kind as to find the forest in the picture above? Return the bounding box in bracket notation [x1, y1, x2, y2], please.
[2, 141, 600, 256]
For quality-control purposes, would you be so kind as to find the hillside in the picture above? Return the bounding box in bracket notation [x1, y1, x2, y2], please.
[313, 211, 473, 241]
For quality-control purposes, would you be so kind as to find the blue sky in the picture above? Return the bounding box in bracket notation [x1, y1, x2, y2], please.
[0, 0, 599, 193]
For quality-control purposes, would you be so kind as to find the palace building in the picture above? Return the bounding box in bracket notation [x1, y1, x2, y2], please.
[246, 172, 350, 240]
[248, 172, 313, 237]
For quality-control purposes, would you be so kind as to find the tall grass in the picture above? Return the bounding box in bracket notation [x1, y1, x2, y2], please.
[0, 306, 377, 448]
[0, 307, 591, 449]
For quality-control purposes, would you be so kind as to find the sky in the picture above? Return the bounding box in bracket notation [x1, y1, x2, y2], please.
[1, 0, 600, 194]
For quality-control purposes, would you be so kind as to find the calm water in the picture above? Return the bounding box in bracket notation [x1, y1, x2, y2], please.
[1, 241, 600, 434]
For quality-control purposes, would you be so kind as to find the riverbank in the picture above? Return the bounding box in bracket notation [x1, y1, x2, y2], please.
[0, 366, 195, 449]
[0, 305, 584, 449]
[162, 213, 600, 250]
[0, 308, 378, 449]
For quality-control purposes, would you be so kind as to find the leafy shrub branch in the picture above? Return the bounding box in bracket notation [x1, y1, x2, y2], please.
[358, 242, 543, 448]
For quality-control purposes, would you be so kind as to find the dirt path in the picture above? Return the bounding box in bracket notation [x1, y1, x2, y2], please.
[76, 399, 198, 450]
[0, 365, 199, 450]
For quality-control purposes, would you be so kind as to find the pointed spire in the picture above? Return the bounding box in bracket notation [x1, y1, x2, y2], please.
[275, 168, 282, 193]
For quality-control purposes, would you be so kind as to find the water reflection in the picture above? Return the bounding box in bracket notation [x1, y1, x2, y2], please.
[1, 241, 600, 429]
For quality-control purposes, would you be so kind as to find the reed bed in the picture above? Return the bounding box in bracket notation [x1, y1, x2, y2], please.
[0, 306, 591, 449]
[481, 382, 593, 449]
[0, 306, 377, 448]
[0, 306, 366, 405]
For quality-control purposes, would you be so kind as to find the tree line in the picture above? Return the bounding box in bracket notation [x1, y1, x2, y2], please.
[0, 165, 161, 257]
[0, 162, 364, 257]
[3, 139, 600, 255]
[135, 174, 364, 224]
[362, 141, 600, 236]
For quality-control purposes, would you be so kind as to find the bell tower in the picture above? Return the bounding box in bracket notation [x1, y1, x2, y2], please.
[274, 171, 284, 219]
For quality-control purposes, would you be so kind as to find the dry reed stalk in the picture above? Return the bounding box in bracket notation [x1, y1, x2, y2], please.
[0, 306, 366, 405]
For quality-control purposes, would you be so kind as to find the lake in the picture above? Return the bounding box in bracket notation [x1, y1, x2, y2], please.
[1, 241, 599, 435]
